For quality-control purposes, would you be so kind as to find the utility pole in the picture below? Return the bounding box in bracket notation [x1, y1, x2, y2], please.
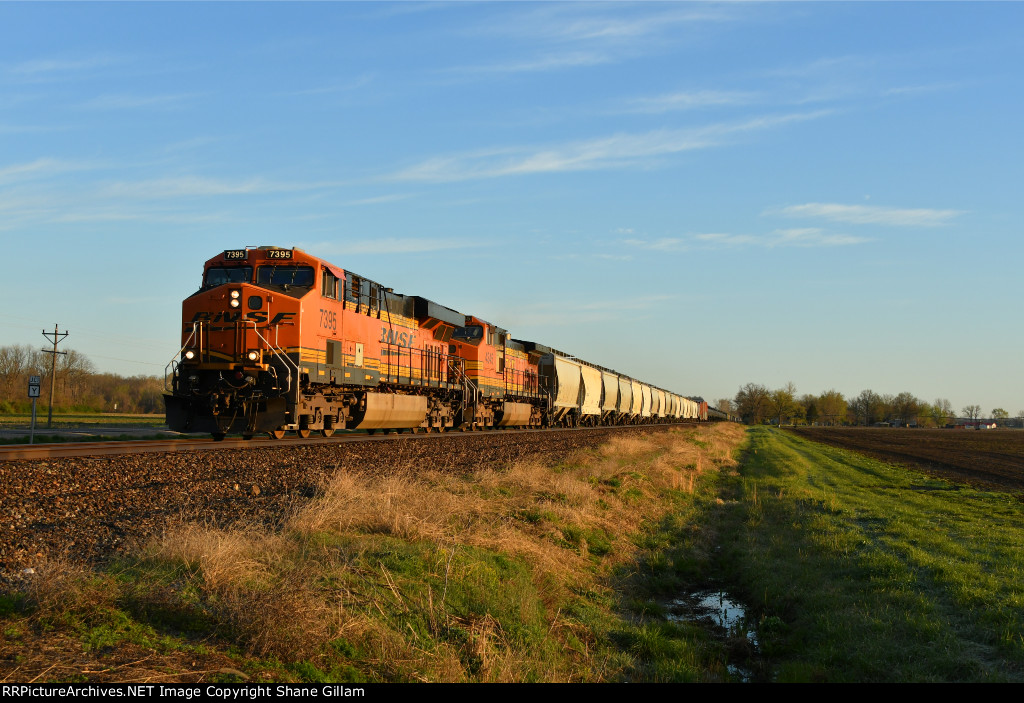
[41, 324, 68, 429]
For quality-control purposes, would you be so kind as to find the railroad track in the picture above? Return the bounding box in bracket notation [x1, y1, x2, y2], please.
[0, 423, 697, 461]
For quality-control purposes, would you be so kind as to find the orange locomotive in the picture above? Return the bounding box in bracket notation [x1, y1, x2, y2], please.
[165, 246, 705, 439]
[165, 246, 547, 438]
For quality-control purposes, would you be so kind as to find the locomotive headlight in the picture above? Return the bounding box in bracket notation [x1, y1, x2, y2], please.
[184, 350, 195, 360]
[230, 290, 240, 299]
[246, 350, 260, 362]
[229, 298, 241, 308]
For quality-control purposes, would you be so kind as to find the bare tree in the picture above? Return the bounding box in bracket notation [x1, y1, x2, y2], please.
[962, 404, 981, 421]
[798, 393, 819, 425]
[768, 382, 797, 426]
[58, 349, 96, 405]
[0, 345, 30, 398]
[818, 389, 847, 426]
[734, 383, 770, 424]
[849, 389, 881, 425]
[892, 392, 921, 427]
[931, 398, 953, 427]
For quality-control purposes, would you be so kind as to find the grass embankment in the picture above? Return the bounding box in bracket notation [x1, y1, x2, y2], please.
[0, 413, 166, 427]
[722, 427, 1024, 682]
[0, 413, 177, 445]
[0, 424, 748, 683]
[7, 425, 1019, 682]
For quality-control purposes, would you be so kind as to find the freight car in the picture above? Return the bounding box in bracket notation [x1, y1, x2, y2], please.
[164, 246, 708, 439]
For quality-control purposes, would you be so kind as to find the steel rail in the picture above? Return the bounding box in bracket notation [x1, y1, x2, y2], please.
[0, 422, 698, 461]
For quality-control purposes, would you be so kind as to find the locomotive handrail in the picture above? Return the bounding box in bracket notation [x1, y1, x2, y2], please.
[444, 356, 477, 411]
[164, 323, 199, 392]
[380, 343, 460, 389]
[246, 320, 299, 408]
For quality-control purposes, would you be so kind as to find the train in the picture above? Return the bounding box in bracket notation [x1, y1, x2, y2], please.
[164, 246, 710, 439]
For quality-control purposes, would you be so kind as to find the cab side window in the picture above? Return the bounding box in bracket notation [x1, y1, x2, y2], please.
[322, 269, 338, 299]
[347, 276, 362, 305]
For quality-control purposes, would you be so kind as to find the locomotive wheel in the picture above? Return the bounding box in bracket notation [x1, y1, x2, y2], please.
[269, 429, 286, 440]
[367, 429, 376, 436]
[212, 433, 226, 442]
[242, 433, 254, 441]
[321, 428, 335, 438]
[297, 428, 312, 439]
[411, 427, 421, 434]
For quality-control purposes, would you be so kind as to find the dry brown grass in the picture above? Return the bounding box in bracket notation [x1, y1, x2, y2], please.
[22, 555, 113, 618]
[152, 523, 291, 592]
[129, 423, 746, 679]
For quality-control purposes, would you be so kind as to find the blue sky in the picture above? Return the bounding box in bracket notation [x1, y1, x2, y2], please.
[1, 2, 1021, 415]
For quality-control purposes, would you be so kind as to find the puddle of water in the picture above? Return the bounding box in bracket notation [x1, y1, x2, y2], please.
[667, 590, 755, 640]
[665, 589, 762, 681]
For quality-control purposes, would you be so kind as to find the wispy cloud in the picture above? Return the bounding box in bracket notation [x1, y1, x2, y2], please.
[300, 238, 488, 256]
[883, 82, 960, 97]
[692, 233, 761, 248]
[389, 111, 829, 183]
[448, 51, 611, 76]
[342, 194, 413, 207]
[767, 228, 870, 247]
[98, 176, 339, 199]
[496, 295, 675, 328]
[0, 157, 94, 185]
[6, 55, 120, 78]
[762, 54, 880, 81]
[495, 5, 736, 44]
[623, 237, 690, 252]
[620, 89, 755, 114]
[448, 5, 738, 77]
[281, 74, 375, 97]
[624, 228, 869, 251]
[0, 122, 63, 135]
[3, 55, 127, 86]
[773, 202, 964, 227]
[78, 92, 204, 111]
[695, 229, 868, 248]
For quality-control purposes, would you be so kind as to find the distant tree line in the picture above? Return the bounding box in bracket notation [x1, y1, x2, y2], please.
[0, 345, 164, 414]
[721, 382, 1023, 427]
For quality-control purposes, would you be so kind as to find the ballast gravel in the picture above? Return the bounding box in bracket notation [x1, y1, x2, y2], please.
[0, 427, 667, 587]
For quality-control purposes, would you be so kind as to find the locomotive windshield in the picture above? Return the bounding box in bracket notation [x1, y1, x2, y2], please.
[452, 325, 484, 345]
[203, 266, 253, 289]
[256, 265, 315, 293]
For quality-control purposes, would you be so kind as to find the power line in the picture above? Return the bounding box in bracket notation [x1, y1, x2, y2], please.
[0, 313, 169, 352]
[41, 324, 68, 429]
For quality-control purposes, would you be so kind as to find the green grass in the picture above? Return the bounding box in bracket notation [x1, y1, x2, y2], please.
[0, 433, 189, 445]
[718, 427, 1024, 682]
[0, 412, 178, 444]
[0, 413, 166, 426]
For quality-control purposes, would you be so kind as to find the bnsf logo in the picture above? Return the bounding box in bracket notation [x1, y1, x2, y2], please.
[380, 327, 414, 347]
[191, 312, 296, 324]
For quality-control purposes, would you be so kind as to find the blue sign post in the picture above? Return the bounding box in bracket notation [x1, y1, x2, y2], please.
[28, 376, 40, 445]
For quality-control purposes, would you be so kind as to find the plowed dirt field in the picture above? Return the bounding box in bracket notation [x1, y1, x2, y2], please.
[788, 427, 1024, 493]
